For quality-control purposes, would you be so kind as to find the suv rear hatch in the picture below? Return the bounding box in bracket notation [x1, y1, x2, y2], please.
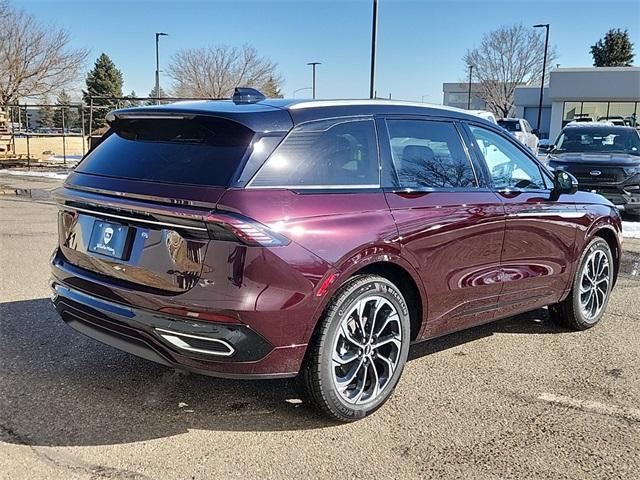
[54, 106, 291, 294]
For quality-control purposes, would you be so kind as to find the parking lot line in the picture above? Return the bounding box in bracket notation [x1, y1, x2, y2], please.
[538, 392, 640, 422]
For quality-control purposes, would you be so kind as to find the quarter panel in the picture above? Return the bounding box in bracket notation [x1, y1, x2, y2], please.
[216, 189, 398, 266]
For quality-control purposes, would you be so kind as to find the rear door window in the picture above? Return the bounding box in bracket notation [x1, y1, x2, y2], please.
[248, 118, 379, 188]
[385, 119, 477, 189]
[76, 116, 254, 187]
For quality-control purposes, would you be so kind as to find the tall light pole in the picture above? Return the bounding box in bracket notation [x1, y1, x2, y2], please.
[533, 24, 550, 133]
[369, 0, 378, 99]
[467, 64, 474, 110]
[155, 32, 168, 105]
[306, 62, 321, 99]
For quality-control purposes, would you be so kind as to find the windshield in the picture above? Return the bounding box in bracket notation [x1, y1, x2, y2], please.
[554, 128, 640, 156]
[497, 120, 520, 132]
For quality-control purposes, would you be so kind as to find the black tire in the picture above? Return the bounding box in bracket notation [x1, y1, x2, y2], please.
[300, 274, 411, 422]
[549, 237, 614, 330]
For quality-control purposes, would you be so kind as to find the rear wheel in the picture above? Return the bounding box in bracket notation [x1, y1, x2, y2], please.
[549, 237, 613, 330]
[300, 275, 410, 421]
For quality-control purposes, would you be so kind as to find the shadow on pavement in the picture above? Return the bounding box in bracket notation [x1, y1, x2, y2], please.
[0, 297, 568, 447]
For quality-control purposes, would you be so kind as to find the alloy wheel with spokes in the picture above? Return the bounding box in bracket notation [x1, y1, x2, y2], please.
[300, 274, 411, 421]
[549, 237, 614, 331]
[332, 295, 402, 405]
[579, 249, 610, 322]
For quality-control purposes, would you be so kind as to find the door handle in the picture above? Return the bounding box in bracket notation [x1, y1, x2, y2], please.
[496, 187, 522, 195]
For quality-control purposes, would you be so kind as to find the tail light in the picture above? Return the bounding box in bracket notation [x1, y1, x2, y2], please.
[205, 212, 290, 247]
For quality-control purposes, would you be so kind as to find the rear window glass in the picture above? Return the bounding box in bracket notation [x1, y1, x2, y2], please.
[498, 120, 521, 132]
[76, 117, 254, 186]
[249, 118, 379, 188]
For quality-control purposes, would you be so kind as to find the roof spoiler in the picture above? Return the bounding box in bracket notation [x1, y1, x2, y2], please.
[105, 111, 195, 125]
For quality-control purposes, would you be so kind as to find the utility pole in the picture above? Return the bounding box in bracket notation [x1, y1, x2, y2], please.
[533, 24, 550, 133]
[369, 0, 378, 99]
[306, 62, 321, 99]
[155, 32, 168, 105]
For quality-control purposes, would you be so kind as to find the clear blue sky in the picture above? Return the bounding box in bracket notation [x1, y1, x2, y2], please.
[15, 0, 640, 102]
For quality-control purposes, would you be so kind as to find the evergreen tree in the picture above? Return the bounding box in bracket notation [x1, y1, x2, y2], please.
[53, 90, 78, 130]
[83, 53, 124, 131]
[591, 29, 635, 67]
[262, 76, 283, 98]
[37, 96, 55, 129]
[124, 90, 142, 107]
[146, 85, 168, 105]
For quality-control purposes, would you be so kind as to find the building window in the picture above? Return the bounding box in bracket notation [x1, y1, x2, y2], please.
[582, 102, 609, 122]
[562, 101, 639, 127]
[608, 102, 638, 125]
[563, 102, 582, 122]
[448, 93, 471, 104]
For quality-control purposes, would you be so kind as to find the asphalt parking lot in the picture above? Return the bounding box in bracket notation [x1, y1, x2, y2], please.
[1, 174, 639, 480]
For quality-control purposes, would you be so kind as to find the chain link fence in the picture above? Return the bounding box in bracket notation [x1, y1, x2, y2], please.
[1, 96, 218, 168]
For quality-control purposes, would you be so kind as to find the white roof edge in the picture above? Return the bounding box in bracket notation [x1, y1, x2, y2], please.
[552, 67, 640, 72]
[288, 99, 466, 113]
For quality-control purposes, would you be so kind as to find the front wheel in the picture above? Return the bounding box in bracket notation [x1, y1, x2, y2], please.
[549, 237, 614, 330]
[300, 275, 411, 421]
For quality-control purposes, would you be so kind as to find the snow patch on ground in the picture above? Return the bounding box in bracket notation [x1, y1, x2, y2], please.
[622, 221, 640, 239]
[46, 155, 82, 163]
[0, 169, 69, 180]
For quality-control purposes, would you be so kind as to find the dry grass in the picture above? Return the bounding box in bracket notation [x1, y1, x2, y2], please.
[9, 136, 86, 161]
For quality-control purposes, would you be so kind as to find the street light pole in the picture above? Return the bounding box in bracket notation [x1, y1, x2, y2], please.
[533, 23, 550, 133]
[155, 32, 168, 105]
[306, 62, 321, 99]
[467, 64, 473, 110]
[369, 0, 378, 99]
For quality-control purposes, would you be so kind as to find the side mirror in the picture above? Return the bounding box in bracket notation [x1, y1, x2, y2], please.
[532, 129, 539, 136]
[551, 170, 578, 200]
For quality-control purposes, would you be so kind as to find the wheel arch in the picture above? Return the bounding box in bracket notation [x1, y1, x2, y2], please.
[307, 254, 427, 343]
[590, 226, 621, 285]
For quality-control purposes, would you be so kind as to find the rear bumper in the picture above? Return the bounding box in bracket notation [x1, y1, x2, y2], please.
[51, 282, 305, 379]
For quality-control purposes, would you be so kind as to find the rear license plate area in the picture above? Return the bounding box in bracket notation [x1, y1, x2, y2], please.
[88, 220, 133, 260]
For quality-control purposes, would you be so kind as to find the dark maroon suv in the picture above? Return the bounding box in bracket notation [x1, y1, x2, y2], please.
[51, 98, 622, 421]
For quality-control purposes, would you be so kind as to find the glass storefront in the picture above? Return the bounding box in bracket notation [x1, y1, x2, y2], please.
[563, 101, 639, 126]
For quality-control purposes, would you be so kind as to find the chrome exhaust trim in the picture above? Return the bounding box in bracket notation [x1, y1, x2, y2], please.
[155, 328, 235, 357]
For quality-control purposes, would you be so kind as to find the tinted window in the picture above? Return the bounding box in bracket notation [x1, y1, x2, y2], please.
[386, 120, 476, 189]
[555, 128, 640, 156]
[470, 125, 548, 190]
[498, 120, 521, 132]
[250, 118, 379, 188]
[77, 117, 253, 186]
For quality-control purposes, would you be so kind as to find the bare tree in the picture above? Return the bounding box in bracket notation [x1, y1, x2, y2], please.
[463, 24, 557, 118]
[0, 1, 88, 106]
[167, 44, 283, 98]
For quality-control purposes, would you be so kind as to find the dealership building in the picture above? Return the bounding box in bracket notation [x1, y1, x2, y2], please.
[444, 67, 640, 140]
